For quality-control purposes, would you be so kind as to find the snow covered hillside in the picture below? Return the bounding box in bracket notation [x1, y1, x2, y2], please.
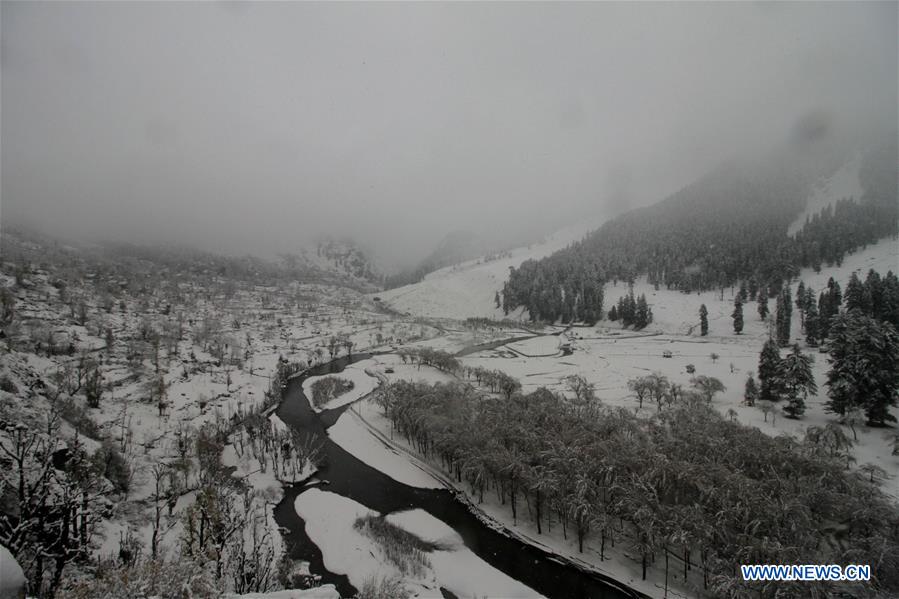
[377, 218, 604, 320]
[788, 151, 864, 236]
[380, 150, 894, 327]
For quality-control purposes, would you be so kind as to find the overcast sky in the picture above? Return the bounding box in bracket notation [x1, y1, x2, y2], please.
[2, 1, 896, 268]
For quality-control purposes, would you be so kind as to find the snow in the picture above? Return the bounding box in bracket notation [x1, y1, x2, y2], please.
[293, 489, 415, 592]
[346, 236, 899, 598]
[328, 406, 444, 489]
[385, 510, 462, 547]
[378, 218, 604, 320]
[0, 544, 26, 598]
[507, 335, 562, 357]
[269, 412, 289, 433]
[788, 152, 863, 236]
[302, 360, 379, 412]
[294, 490, 543, 599]
[227, 585, 340, 599]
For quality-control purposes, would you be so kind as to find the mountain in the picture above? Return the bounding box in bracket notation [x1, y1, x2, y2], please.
[384, 230, 499, 289]
[0, 228, 383, 293]
[375, 218, 604, 320]
[376, 140, 897, 324]
[501, 139, 898, 323]
[309, 238, 383, 287]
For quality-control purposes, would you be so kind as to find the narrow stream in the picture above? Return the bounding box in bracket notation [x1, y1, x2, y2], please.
[272, 353, 646, 599]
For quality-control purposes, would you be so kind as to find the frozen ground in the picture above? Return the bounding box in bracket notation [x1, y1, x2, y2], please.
[303, 360, 379, 412]
[294, 489, 542, 599]
[328, 407, 444, 489]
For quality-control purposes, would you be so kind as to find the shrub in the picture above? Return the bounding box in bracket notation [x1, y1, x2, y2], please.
[352, 515, 439, 578]
[92, 439, 131, 494]
[62, 556, 219, 599]
[355, 575, 411, 599]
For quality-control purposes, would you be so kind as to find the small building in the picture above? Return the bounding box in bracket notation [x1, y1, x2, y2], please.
[662, 350, 673, 358]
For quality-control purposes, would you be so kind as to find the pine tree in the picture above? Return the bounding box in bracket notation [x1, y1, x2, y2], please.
[748, 277, 759, 301]
[781, 344, 816, 419]
[805, 291, 820, 346]
[775, 293, 786, 344]
[825, 312, 899, 425]
[635, 295, 650, 330]
[881, 271, 899, 328]
[699, 304, 709, 336]
[732, 297, 744, 334]
[845, 272, 869, 313]
[829, 278, 842, 312]
[776, 287, 792, 347]
[796, 281, 806, 313]
[818, 280, 842, 340]
[744, 374, 759, 406]
[865, 269, 882, 319]
[494, 291, 501, 309]
[608, 305, 618, 321]
[758, 339, 783, 402]
[757, 290, 769, 320]
[818, 291, 831, 339]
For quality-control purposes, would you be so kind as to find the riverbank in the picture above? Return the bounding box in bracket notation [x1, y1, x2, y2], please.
[277, 353, 645, 599]
[336, 386, 688, 599]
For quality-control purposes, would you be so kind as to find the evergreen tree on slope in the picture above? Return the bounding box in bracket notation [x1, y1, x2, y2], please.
[825, 312, 899, 426]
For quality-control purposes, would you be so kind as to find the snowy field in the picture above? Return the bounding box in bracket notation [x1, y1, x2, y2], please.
[334, 234, 899, 599]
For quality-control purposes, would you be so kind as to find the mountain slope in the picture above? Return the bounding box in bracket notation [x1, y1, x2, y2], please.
[502, 141, 897, 322]
[376, 219, 603, 320]
[384, 230, 496, 289]
[380, 144, 897, 323]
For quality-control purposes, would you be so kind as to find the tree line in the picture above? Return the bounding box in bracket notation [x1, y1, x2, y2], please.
[374, 379, 899, 598]
[749, 270, 899, 426]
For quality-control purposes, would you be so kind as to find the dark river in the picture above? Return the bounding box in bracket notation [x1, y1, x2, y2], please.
[272, 354, 645, 599]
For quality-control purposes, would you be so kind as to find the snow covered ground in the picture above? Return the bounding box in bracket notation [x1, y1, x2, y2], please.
[302, 360, 379, 412]
[507, 335, 562, 357]
[333, 234, 899, 598]
[294, 489, 543, 599]
[328, 408, 444, 489]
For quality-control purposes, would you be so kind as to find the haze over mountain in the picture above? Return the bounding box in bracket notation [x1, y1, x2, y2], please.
[2, 2, 896, 267]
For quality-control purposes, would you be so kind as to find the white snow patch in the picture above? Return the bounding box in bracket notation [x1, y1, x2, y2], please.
[328, 407, 443, 489]
[0, 544, 26, 597]
[294, 490, 542, 599]
[788, 152, 863, 236]
[507, 335, 561, 356]
[302, 360, 379, 412]
[386, 510, 462, 548]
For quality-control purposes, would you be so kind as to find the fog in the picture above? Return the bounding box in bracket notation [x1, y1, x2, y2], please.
[2, 1, 896, 269]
